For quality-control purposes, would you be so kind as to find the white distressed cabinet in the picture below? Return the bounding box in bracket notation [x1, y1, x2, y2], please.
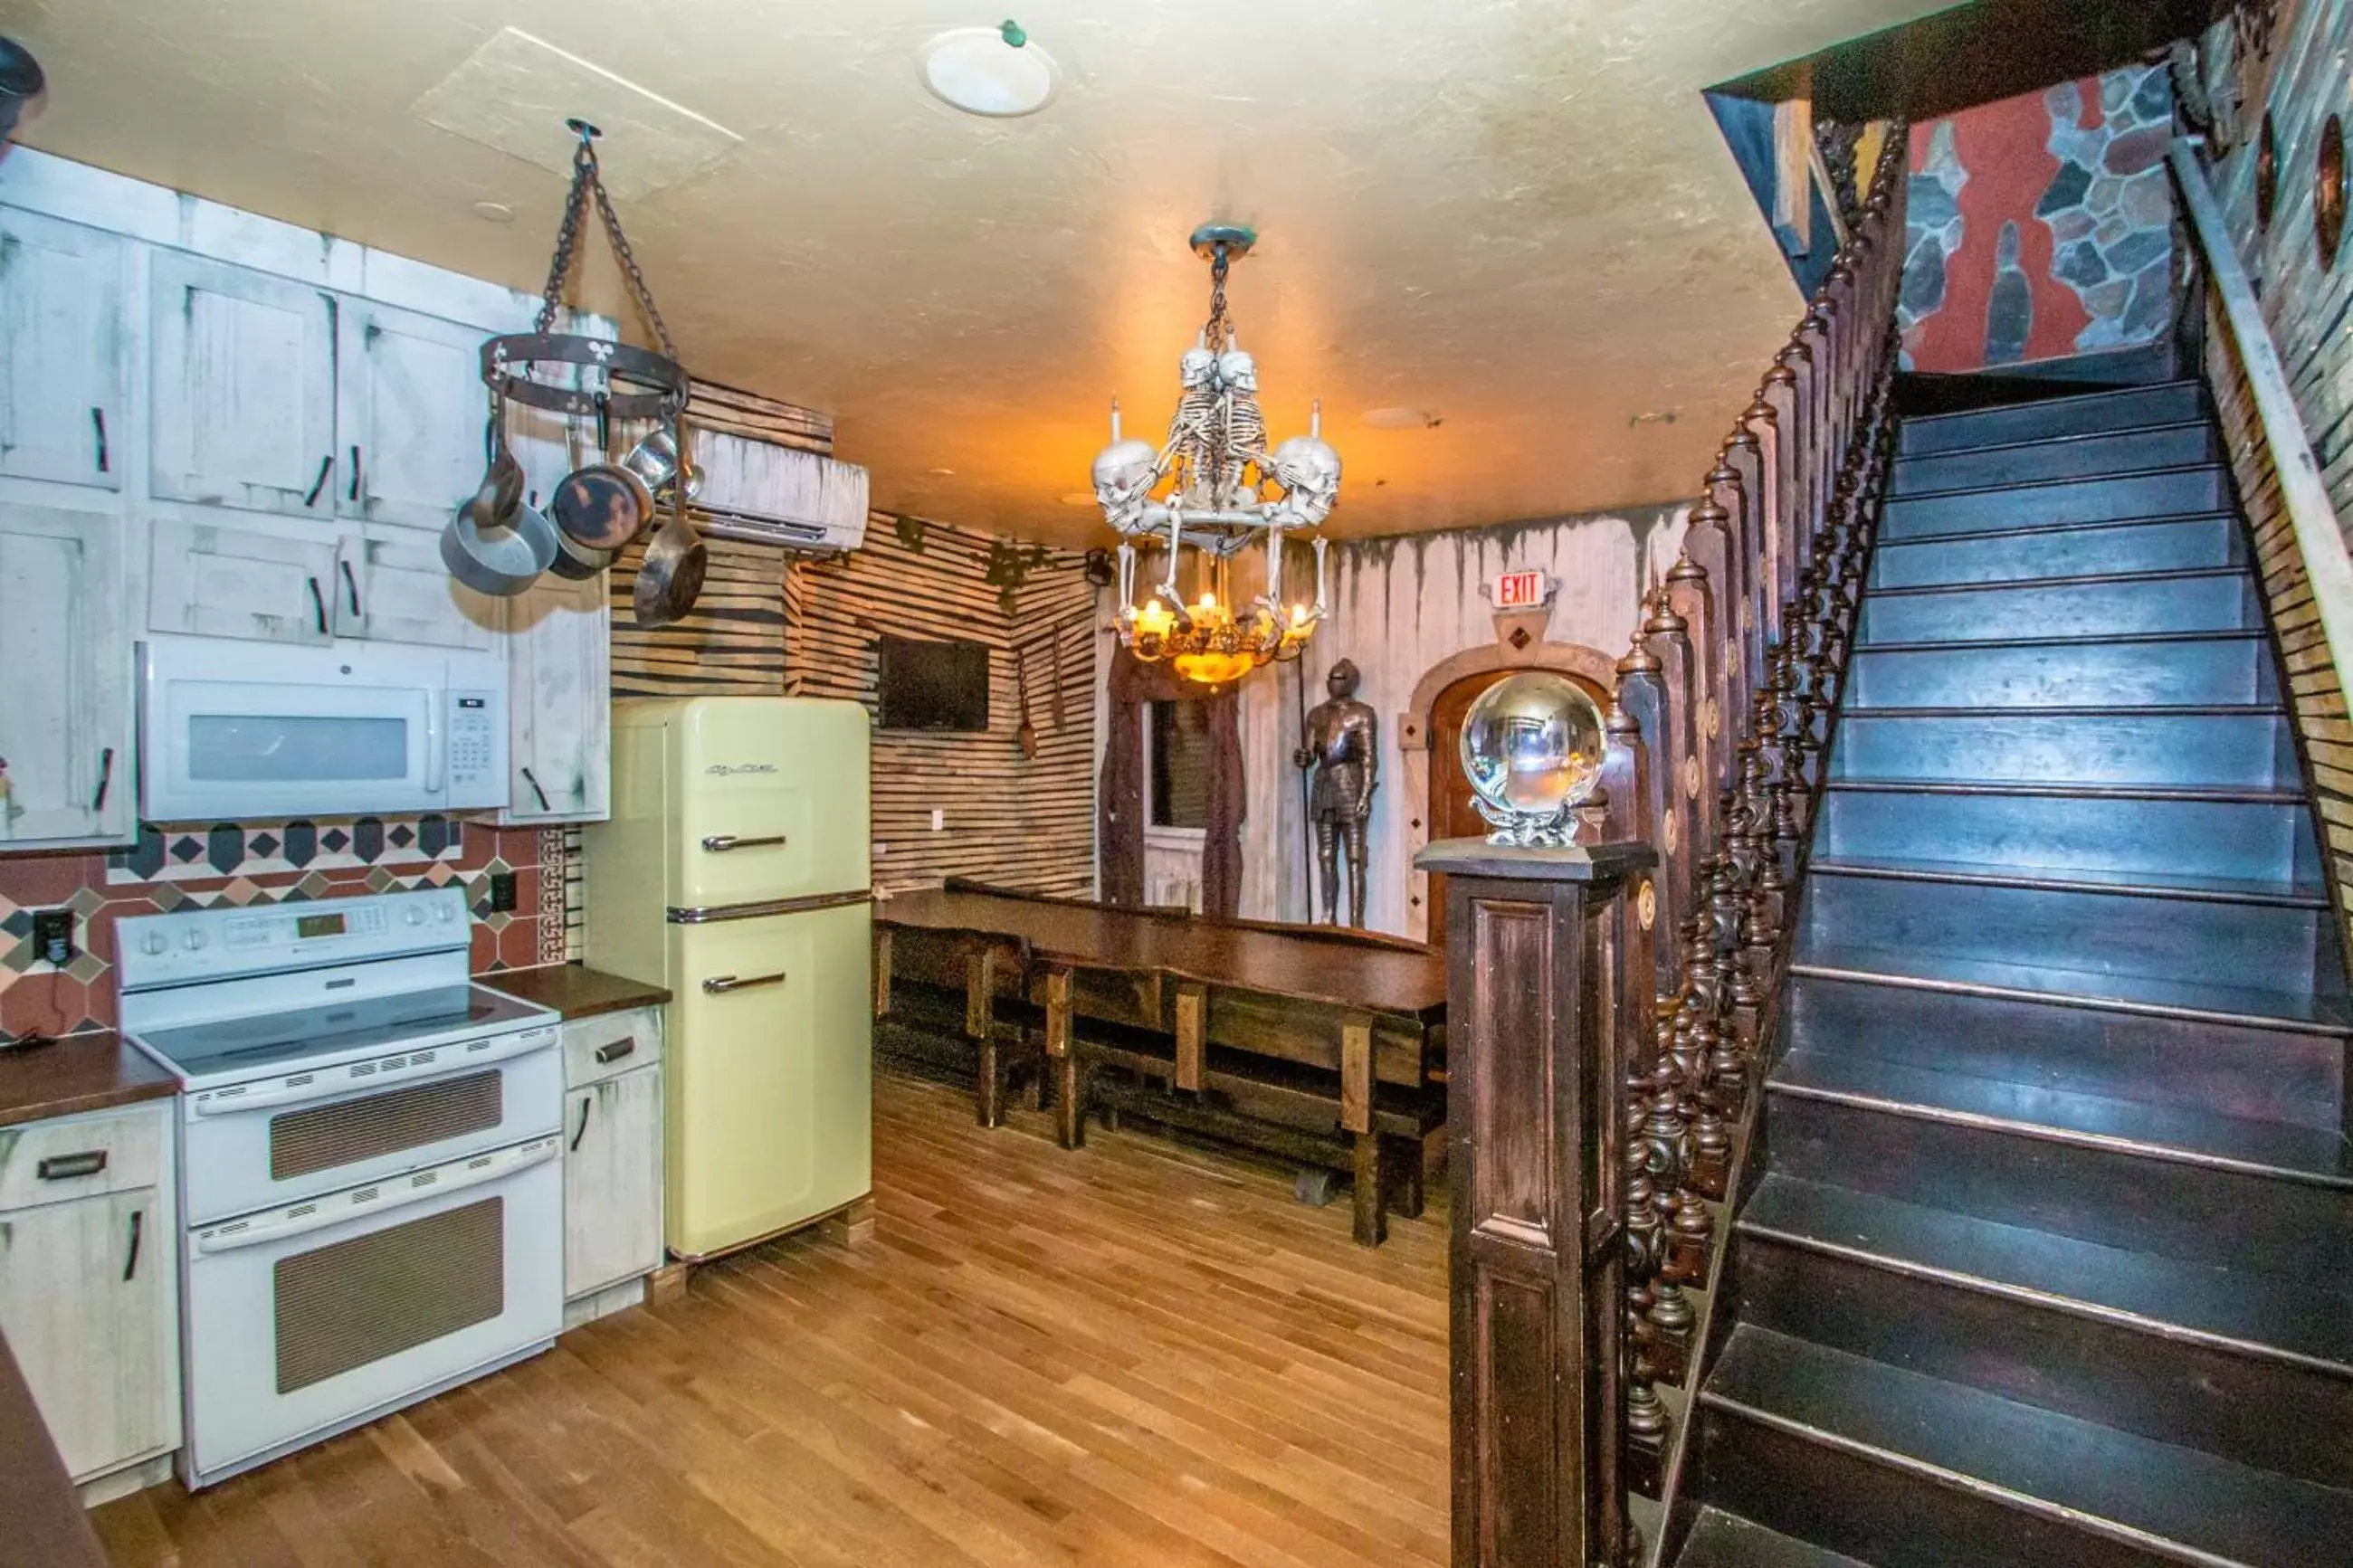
[561, 1006, 664, 1307]
[501, 572, 612, 822]
[330, 530, 496, 651]
[0, 1101, 181, 1487]
[338, 299, 491, 530]
[148, 516, 336, 645]
[0, 208, 128, 490]
[0, 503, 133, 846]
[148, 251, 338, 518]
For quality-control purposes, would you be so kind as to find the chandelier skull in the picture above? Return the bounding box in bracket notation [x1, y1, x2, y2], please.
[1094, 223, 1340, 686]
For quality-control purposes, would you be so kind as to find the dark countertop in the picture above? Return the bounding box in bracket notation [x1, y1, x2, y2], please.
[0, 1031, 178, 1132]
[880, 889, 1448, 1020]
[483, 964, 672, 1022]
[0, 1328, 105, 1568]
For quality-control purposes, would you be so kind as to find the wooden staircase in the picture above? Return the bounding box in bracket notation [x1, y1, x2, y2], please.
[1672, 379, 2353, 1565]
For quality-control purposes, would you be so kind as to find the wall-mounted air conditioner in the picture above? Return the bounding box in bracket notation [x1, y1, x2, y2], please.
[688, 426, 871, 554]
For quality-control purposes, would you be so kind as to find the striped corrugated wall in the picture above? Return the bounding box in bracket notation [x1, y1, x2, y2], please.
[586, 380, 1098, 900]
[786, 515, 1098, 897]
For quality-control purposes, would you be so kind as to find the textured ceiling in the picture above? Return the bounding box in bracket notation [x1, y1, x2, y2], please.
[5, 0, 1948, 545]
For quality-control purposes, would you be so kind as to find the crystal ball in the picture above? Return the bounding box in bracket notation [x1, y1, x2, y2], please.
[1460, 671, 1605, 819]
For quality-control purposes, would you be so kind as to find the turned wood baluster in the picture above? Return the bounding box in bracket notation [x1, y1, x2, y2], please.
[1645, 589, 1710, 925]
[1666, 550, 1726, 833]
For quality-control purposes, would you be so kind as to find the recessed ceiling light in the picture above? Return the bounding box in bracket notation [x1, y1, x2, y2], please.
[919, 24, 1059, 119]
[1362, 407, 1436, 430]
[928, 466, 957, 477]
[1059, 491, 1098, 508]
[472, 200, 516, 223]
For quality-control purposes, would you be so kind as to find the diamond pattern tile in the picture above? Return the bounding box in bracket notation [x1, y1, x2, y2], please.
[295, 871, 333, 898]
[64, 950, 105, 984]
[150, 884, 186, 912]
[321, 828, 351, 853]
[387, 824, 416, 851]
[247, 832, 281, 860]
[366, 867, 398, 893]
[170, 835, 204, 863]
[67, 887, 105, 917]
[0, 909, 29, 940]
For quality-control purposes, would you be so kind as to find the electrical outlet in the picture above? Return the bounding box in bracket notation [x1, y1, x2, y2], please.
[488, 871, 519, 913]
[30, 908, 74, 968]
[930, 808, 946, 832]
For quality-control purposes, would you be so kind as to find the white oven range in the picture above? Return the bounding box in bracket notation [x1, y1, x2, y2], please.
[118, 887, 562, 1489]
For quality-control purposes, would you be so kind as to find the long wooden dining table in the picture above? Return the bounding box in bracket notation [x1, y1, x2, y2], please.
[874, 885, 1449, 1245]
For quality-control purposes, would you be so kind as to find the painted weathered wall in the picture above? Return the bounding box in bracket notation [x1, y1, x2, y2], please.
[1227, 503, 1691, 936]
[1901, 63, 2177, 371]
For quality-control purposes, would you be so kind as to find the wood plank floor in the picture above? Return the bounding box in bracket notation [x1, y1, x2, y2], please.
[93, 1071, 1449, 1568]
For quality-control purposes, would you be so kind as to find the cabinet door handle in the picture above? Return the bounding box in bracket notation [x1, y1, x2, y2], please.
[38, 1150, 108, 1182]
[339, 558, 362, 617]
[304, 454, 334, 508]
[122, 1209, 143, 1283]
[348, 444, 363, 503]
[90, 746, 114, 814]
[702, 834, 786, 853]
[594, 1037, 636, 1065]
[91, 408, 109, 474]
[569, 1094, 594, 1152]
[307, 576, 329, 634]
[520, 765, 551, 813]
[703, 972, 786, 994]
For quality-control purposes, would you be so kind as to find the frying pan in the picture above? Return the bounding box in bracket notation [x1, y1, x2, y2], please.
[632, 461, 707, 627]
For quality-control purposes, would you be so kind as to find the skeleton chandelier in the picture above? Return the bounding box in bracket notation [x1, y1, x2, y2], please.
[1093, 223, 1340, 686]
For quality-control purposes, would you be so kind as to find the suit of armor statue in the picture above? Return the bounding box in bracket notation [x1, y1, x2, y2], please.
[1294, 660, 1378, 927]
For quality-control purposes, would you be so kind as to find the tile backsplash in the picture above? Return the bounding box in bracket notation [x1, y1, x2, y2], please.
[0, 814, 568, 1041]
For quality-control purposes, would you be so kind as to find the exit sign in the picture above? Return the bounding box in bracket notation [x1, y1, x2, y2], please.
[1492, 569, 1549, 609]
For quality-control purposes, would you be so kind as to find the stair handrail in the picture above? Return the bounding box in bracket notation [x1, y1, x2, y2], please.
[2167, 137, 2353, 701]
[1597, 123, 1910, 1566]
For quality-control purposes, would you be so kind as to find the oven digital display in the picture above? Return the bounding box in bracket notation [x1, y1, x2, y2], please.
[295, 912, 348, 940]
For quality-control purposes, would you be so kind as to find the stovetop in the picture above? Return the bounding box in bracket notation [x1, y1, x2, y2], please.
[131, 983, 549, 1086]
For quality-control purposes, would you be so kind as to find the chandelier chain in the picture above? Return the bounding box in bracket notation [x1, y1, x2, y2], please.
[1205, 242, 1232, 353]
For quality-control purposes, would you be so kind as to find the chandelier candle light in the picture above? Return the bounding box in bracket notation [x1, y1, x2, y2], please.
[1094, 223, 1341, 686]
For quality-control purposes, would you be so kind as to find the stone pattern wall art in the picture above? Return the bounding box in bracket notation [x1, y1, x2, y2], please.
[1900, 64, 2177, 372]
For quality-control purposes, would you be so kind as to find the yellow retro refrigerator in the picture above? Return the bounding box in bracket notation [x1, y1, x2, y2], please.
[585, 696, 872, 1259]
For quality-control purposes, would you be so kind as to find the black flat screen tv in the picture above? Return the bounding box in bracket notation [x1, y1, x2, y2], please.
[876, 635, 990, 731]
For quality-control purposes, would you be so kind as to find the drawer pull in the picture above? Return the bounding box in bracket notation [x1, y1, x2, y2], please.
[38, 1150, 109, 1182]
[702, 834, 786, 853]
[594, 1038, 636, 1065]
[704, 972, 786, 994]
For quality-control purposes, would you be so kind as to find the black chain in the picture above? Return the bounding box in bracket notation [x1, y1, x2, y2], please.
[529, 126, 680, 360]
[1204, 243, 1232, 354]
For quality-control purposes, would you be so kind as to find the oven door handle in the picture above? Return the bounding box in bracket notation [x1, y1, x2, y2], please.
[192, 1136, 558, 1256]
[185, 1027, 558, 1117]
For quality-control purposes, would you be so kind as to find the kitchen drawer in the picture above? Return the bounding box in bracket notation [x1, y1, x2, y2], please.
[563, 1006, 664, 1090]
[0, 1104, 166, 1213]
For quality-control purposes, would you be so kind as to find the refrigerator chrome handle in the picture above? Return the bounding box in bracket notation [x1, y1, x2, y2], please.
[701, 834, 787, 853]
[702, 971, 787, 994]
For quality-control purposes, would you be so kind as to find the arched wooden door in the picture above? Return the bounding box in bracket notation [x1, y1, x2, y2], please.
[1423, 666, 1608, 942]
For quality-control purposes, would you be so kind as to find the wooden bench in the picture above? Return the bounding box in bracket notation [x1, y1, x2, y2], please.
[878, 884, 1447, 1247]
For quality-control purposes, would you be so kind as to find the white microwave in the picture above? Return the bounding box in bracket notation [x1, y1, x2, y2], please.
[140, 635, 509, 821]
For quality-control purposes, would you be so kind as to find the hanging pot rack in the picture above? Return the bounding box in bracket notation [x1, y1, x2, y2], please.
[480, 119, 691, 423]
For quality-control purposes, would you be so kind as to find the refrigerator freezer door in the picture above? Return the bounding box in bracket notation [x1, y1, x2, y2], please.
[666, 900, 872, 1258]
[671, 698, 869, 911]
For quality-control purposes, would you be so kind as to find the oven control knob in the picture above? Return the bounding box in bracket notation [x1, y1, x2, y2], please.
[404, 907, 424, 927]
[141, 932, 167, 956]
[434, 903, 456, 924]
[182, 931, 207, 952]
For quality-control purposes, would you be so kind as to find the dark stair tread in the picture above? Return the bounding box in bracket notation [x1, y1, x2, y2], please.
[1769, 1050, 2353, 1187]
[1824, 778, 2307, 805]
[1876, 507, 2239, 548]
[1740, 1174, 2353, 1374]
[1853, 628, 2264, 654]
[1703, 1326, 2353, 1568]
[1900, 379, 2203, 439]
[1887, 460, 2226, 505]
[1842, 700, 2286, 718]
[1862, 564, 2246, 599]
[1793, 945, 2351, 1031]
[1891, 418, 2212, 462]
[1806, 854, 2329, 908]
[1676, 1507, 1876, 1568]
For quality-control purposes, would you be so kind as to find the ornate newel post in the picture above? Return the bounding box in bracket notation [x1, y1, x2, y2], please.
[1415, 834, 1656, 1568]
